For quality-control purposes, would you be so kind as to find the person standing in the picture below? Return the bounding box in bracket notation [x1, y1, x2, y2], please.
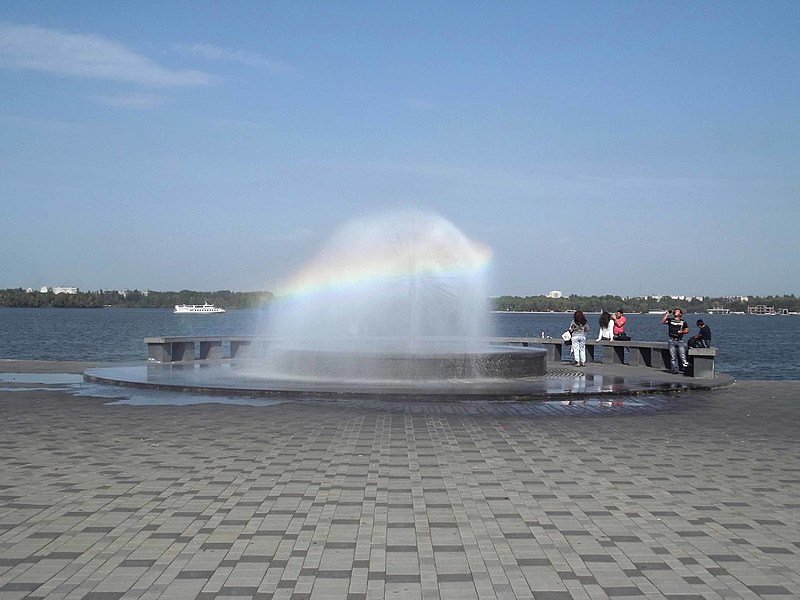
[661, 308, 690, 373]
[612, 310, 627, 339]
[596, 311, 613, 341]
[688, 319, 712, 348]
[568, 310, 590, 367]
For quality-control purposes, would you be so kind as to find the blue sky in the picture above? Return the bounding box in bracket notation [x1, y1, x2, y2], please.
[1, 1, 798, 297]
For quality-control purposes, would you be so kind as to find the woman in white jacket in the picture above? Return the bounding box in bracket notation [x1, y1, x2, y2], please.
[596, 311, 614, 342]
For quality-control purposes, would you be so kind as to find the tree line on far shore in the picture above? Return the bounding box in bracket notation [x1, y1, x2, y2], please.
[492, 294, 800, 314]
[2, 288, 799, 313]
[0, 288, 273, 309]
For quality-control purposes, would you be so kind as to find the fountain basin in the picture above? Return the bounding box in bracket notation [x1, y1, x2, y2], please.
[83, 346, 563, 401]
[262, 345, 547, 380]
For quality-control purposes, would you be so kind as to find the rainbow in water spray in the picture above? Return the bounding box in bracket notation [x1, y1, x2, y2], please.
[275, 211, 493, 300]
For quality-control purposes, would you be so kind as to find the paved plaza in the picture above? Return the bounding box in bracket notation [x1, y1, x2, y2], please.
[1, 361, 798, 599]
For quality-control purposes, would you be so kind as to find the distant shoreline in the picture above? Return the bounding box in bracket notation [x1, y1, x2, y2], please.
[492, 310, 800, 316]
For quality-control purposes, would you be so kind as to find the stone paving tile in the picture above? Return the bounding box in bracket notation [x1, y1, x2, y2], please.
[0, 380, 799, 599]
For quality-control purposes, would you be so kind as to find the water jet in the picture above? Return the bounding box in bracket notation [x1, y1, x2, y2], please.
[249, 209, 546, 385]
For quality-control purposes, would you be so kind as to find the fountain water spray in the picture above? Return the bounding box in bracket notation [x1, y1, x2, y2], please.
[85, 210, 549, 398]
[265, 211, 485, 345]
[250, 210, 545, 382]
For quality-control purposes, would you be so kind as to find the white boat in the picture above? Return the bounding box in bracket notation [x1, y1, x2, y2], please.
[174, 302, 225, 314]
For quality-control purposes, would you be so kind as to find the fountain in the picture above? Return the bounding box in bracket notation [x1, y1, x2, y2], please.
[85, 210, 563, 401]
[247, 210, 547, 386]
[81, 210, 727, 401]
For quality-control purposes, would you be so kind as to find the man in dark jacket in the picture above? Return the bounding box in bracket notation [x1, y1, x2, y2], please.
[688, 319, 712, 348]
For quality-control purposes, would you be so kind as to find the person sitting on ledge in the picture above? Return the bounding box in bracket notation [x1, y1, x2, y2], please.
[596, 310, 614, 342]
[612, 309, 629, 340]
[688, 319, 712, 348]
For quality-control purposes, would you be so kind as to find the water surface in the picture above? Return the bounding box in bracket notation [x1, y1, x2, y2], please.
[1, 307, 796, 380]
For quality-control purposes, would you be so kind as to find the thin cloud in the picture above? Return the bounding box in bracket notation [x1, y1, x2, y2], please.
[263, 227, 317, 243]
[91, 94, 164, 110]
[0, 23, 211, 86]
[405, 97, 436, 111]
[0, 112, 84, 133]
[200, 115, 272, 130]
[172, 43, 295, 74]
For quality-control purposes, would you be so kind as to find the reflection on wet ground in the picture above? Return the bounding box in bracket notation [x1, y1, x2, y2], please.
[73, 383, 290, 407]
[1, 354, 734, 416]
[0, 371, 695, 417]
[83, 362, 693, 402]
[0, 372, 84, 385]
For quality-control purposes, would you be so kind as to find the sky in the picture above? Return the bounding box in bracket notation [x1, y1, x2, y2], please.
[1, 1, 798, 298]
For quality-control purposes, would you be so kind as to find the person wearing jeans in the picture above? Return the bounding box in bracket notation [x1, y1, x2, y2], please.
[568, 310, 590, 367]
[661, 308, 690, 374]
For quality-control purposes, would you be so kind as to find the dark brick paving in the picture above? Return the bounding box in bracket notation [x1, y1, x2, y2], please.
[0, 371, 798, 599]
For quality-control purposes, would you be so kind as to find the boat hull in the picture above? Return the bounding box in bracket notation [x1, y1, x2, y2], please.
[174, 304, 225, 314]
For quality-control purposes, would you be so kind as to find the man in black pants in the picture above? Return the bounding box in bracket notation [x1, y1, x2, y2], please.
[661, 309, 689, 374]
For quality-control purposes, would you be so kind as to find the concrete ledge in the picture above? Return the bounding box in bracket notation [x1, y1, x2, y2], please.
[145, 336, 720, 380]
[689, 347, 717, 378]
[492, 337, 716, 378]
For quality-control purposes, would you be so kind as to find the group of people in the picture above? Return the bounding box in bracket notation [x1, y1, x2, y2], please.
[567, 309, 627, 366]
[596, 310, 627, 342]
[566, 308, 712, 372]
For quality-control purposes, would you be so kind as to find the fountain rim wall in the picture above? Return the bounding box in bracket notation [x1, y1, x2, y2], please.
[261, 345, 548, 380]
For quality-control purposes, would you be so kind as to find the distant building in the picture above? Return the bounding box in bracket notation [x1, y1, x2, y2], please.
[52, 286, 79, 295]
[115, 289, 149, 297]
[748, 305, 775, 315]
[40, 286, 49, 293]
[547, 290, 562, 299]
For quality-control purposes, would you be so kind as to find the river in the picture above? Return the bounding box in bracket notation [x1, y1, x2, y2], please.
[1, 308, 796, 380]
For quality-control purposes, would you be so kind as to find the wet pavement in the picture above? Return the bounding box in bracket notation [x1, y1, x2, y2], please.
[0, 361, 797, 599]
[82, 359, 735, 401]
